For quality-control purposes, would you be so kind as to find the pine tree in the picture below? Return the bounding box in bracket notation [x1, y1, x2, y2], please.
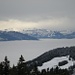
[17, 55, 29, 75]
[0, 62, 4, 75]
[3, 56, 10, 75]
[18, 55, 25, 64]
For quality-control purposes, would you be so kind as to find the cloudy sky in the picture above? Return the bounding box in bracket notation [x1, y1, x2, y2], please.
[0, 0, 75, 31]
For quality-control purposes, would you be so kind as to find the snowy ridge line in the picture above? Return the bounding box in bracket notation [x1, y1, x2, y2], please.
[20, 29, 75, 39]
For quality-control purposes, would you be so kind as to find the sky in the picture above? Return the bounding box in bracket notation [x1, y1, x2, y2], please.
[0, 0, 75, 31]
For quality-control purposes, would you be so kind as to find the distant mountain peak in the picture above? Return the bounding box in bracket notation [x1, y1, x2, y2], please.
[20, 29, 75, 39]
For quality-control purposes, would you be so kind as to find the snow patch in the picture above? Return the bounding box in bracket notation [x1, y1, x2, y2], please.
[38, 56, 74, 71]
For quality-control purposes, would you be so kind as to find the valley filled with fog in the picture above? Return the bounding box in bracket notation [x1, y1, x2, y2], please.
[0, 39, 75, 66]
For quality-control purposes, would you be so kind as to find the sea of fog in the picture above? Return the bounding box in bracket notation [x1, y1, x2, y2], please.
[0, 39, 75, 66]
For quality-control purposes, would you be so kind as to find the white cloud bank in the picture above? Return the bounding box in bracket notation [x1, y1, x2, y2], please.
[0, 17, 75, 31]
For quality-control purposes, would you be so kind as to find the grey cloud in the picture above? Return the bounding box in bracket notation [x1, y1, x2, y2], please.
[0, 0, 75, 31]
[0, 0, 75, 20]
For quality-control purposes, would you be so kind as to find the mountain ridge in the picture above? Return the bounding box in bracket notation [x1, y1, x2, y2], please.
[0, 31, 38, 41]
[21, 29, 75, 39]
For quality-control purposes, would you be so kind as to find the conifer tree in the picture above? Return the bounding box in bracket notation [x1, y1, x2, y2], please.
[3, 56, 10, 75]
[0, 62, 4, 75]
[17, 55, 29, 75]
[18, 55, 25, 64]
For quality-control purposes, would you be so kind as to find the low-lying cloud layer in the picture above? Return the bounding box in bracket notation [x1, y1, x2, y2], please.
[0, 0, 75, 31]
[0, 17, 75, 31]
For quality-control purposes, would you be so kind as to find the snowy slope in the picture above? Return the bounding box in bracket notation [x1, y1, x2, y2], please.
[38, 56, 75, 71]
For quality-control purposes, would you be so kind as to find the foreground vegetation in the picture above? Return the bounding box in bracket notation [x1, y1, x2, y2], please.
[0, 46, 75, 75]
[0, 55, 74, 75]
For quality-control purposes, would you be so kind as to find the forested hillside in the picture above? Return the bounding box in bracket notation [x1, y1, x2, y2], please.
[30, 46, 75, 67]
[0, 55, 73, 75]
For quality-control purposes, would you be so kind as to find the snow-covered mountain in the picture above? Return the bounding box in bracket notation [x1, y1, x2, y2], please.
[1, 28, 75, 39]
[21, 29, 75, 39]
